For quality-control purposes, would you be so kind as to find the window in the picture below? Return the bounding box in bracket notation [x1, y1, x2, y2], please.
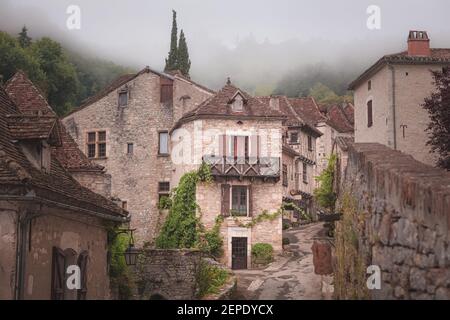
[231, 186, 247, 216]
[303, 162, 308, 184]
[290, 132, 299, 144]
[158, 182, 170, 193]
[368, 80, 372, 91]
[86, 131, 106, 158]
[158, 131, 169, 155]
[160, 81, 173, 105]
[282, 164, 288, 186]
[228, 135, 249, 158]
[307, 135, 313, 151]
[118, 91, 128, 107]
[127, 143, 134, 155]
[367, 100, 373, 127]
[232, 95, 244, 112]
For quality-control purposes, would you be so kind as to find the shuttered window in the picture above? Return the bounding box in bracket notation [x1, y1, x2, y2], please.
[51, 247, 65, 300]
[231, 186, 248, 216]
[303, 163, 308, 184]
[282, 164, 288, 186]
[77, 251, 88, 300]
[221, 184, 231, 216]
[367, 100, 373, 127]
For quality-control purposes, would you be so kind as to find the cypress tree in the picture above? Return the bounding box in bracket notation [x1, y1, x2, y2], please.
[164, 10, 178, 72]
[18, 25, 32, 48]
[177, 29, 191, 77]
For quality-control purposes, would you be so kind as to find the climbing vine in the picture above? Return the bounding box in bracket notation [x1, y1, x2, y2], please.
[155, 163, 212, 249]
[314, 153, 337, 212]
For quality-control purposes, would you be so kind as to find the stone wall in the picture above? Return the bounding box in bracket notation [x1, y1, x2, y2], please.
[134, 249, 203, 300]
[71, 170, 112, 198]
[335, 143, 450, 300]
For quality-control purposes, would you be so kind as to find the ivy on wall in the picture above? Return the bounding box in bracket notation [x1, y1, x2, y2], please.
[314, 153, 338, 212]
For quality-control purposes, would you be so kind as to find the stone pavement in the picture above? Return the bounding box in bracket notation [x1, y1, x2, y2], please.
[233, 222, 334, 300]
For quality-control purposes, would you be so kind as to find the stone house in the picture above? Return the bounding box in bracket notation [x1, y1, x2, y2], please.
[0, 72, 129, 300]
[349, 30, 450, 166]
[171, 81, 286, 269]
[62, 67, 214, 244]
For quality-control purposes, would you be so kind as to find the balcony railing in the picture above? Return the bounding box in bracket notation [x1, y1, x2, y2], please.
[203, 155, 280, 179]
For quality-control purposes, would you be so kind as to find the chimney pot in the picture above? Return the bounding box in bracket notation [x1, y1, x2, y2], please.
[407, 30, 431, 57]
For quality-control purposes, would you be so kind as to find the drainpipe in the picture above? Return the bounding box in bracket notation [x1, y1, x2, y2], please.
[388, 64, 397, 150]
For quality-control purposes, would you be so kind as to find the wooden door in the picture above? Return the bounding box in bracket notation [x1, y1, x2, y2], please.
[231, 237, 248, 269]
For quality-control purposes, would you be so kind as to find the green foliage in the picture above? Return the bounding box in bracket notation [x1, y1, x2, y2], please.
[0, 29, 132, 116]
[314, 153, 337, 211]
[107, 228, 134, 299]
[18, 25, 32, 48]
[164, 10, 178, 72]
[251, 243, 274, 264]
[0, 31, 45, 87]
[282, 222, 290, 230]
[157, 195, 172, 210]
[177, 30, 191, 77]
[155, 164, 212, 249]
[197, 215, 224, 258]
[281, 201, 311, 221]
[282, 237, 290, 246]
[196, 261, 229, 298]
[308, 82, 353, 106]
[29, 37, 80, 115]
[231, 209, 281, 228]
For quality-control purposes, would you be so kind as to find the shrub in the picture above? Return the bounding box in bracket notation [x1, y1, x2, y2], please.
[196, 261, 229, 298]
[314, 153, 337, 211]
[251, 243, 274, 264]
[282, 222, 291, 230]
[157, 195, 172, 210]
[282, 237, 290, 246]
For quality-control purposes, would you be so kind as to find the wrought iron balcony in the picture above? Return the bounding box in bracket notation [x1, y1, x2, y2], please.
[202, 155, 280, 179]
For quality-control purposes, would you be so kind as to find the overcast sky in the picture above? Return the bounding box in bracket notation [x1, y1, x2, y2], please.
[1, 0, 450, 90]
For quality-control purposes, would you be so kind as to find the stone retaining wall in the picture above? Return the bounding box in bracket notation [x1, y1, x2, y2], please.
[335, 143, 450, 300]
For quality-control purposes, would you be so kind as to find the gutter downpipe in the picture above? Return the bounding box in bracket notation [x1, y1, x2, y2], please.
[388, 64, 397, 150]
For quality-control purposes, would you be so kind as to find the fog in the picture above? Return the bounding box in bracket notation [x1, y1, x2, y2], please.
[1, 0, 450, 92]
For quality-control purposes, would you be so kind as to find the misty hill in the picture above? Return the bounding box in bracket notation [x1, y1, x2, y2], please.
[0, 30, 134, 115]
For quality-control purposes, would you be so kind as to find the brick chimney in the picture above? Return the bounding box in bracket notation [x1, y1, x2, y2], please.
[407, 31, 431, 56]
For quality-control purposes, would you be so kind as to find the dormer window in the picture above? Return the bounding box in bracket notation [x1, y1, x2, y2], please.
[118, 90, 128, 107]
[21, 140, 51, 173]
[232, 94, 244, 112]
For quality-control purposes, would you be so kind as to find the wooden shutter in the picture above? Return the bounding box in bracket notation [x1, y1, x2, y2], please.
[77, 251, 88, 300]
[248, 185, 253, 217]
[51, 247, 65, 300]
[218, 135, 226, 157]
[221, 184, 231, 216]
[367, 100, 373, 127]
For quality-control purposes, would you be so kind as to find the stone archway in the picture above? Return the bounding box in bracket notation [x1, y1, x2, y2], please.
[149, 293, 167, 300]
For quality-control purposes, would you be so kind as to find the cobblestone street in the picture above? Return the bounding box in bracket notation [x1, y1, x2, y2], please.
[233, 223, 333, 300]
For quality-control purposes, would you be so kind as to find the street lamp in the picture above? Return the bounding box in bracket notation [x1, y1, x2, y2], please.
[120, 228, 139, 266]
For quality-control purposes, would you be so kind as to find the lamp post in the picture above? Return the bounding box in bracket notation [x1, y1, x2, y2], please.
[123, 229, 139, 266]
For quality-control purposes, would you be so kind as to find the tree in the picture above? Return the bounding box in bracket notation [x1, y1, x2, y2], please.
[29, 37, 80, 115]
[18, 25, 32, 48]
[422, 67, 450, 170]
[309, 82, 353, 106]
[164, 10, 178, 72]
[177, 29, 191, 77]
[0, 31, 45, 88]
[314, 154, 337, 211]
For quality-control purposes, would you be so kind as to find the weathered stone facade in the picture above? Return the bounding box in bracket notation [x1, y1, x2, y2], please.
[62, 68, 213, 244]
[334, 143, 450, 300]
[351, 31, 450, 166]
[134, 249, 203, 300]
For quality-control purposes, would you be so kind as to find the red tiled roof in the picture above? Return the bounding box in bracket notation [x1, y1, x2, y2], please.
[5, 70, 55, 116]
[349, 48, 450, 90]
[0, 79, 127, 220]
[325, 104, 354, 133]
[288, 97, 326, 125]
[6, 114, 57, 141]
[173, 82, 285, 130]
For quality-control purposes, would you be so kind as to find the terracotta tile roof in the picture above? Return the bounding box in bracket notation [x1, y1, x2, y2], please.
[258, 96, 323, 137]
[6, 114, 58, 141]
[0, 82, 127, 221]
[349, 48, 450, 90]
[335, 136, 354, 152]
[5, 70, 55, 116]
[288, 97, 326, 125]
[325, 104, 354, 133]
[173, 82, 285, 130]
